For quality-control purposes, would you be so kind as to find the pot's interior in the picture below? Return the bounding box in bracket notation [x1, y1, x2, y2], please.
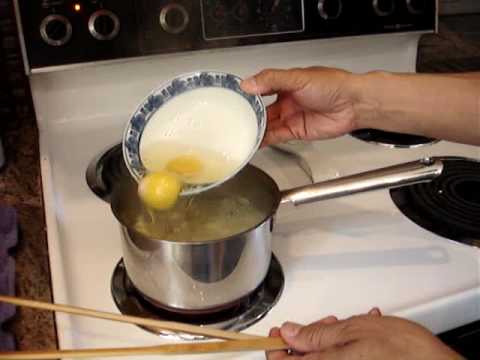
[111, 164, 279, 242]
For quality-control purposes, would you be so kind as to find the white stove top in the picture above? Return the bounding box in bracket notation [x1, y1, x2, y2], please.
[29, 35, 480, 359]
[39, 112, 480, 359]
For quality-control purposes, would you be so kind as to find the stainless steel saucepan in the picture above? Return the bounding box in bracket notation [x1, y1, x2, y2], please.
[87, 147, 443, 313]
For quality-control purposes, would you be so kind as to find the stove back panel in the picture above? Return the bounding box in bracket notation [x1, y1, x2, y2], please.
[14, 0, 437, 73]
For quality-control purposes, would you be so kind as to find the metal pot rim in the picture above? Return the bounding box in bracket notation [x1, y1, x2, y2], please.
[122, 213, 273, 245]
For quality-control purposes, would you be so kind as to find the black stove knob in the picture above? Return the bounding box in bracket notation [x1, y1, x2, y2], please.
[372, 0, 396, 16]
[318, 0, 343, 20]
[406, 0, 425, 14]
[159, 4, 190, 35]
[88, 10, 120, 41]
[40, 14, 72, 46]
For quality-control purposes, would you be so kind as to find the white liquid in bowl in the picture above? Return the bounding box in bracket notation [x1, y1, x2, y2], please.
[140, 87, 259, 185]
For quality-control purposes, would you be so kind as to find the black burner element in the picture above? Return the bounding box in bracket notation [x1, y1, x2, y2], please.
[390, 158, 480, 246]
[86, 144, 127, 201]
[351, 129, 437, 148]
[111, 256, 284, 340]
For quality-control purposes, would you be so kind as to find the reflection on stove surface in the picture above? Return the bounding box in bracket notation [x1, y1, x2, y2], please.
[111, 256, 284, 340]
[391, 157, 480, 246]
[351, 129, 437, 148]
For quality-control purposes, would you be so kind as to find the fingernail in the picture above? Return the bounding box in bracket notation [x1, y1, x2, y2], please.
[241, 77, 258, 92]
[369, 307, 382, 316]
[323, 315, 338, 324]
[269, 327, 281, 337]
[281, 322, 302, 337]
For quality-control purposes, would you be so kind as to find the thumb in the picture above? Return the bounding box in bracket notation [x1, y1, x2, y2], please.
[280, 320, 356, 353]
[241, 69, 309, 96]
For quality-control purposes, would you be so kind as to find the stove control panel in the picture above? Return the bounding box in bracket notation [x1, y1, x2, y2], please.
[200, 0, 304, 40]
[14, 0, 437, 72]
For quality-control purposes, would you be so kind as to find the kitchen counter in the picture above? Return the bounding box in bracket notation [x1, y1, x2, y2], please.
[0, 112, 57, 350]
[418, 14, 480, 73]
[0, 0, 57, 349]
[0, 13, 479, 353]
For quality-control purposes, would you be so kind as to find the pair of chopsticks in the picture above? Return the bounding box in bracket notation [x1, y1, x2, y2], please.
[0, 338, 286, 359]
[0, 295, 288, 359]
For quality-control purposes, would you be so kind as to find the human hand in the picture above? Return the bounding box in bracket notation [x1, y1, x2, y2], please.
[266, 308, 462, 360]
[240, 67, 358, 146]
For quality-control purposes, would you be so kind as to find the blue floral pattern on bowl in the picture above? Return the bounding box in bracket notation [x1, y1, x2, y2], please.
[122, 71, 266, 193]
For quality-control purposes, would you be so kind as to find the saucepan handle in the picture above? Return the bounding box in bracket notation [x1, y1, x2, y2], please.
[280, 158, 443, 206]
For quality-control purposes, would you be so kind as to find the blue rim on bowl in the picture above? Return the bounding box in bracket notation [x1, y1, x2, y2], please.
[122, 71, 267, 196]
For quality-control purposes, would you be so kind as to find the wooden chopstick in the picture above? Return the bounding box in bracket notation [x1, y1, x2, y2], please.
[0, 337, 288, 359]
[0, 295, 262, 341]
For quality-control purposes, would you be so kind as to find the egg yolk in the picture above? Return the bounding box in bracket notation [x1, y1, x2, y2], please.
[138, 171, 182, 210]
[166, 155, 203, 177]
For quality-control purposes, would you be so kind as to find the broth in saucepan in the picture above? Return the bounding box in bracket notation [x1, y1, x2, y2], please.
[113, 165, 278, 242]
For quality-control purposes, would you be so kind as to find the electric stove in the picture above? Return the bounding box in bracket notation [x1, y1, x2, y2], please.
[13, 0, 480, 359]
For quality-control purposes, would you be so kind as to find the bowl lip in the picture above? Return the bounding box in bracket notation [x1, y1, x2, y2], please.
[122, 70, 267, 195]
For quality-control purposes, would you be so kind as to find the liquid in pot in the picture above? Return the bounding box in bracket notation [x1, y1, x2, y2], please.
[113, 165, 278, 242]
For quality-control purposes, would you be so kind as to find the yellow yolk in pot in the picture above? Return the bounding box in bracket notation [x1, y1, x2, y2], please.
[138, 170, 182, 210]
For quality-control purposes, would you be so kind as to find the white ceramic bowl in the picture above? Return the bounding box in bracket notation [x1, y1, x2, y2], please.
[123, 71, 266, 195]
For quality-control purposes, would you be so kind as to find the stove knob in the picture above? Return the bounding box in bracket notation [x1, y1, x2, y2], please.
[159, 4, 190, 35]
[88, 9, 120, 41]
[372, 0, 395, 16]
[318, 0, 343, 20]
[40, 14, 72, 46]
[406, 0, 425, 14]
